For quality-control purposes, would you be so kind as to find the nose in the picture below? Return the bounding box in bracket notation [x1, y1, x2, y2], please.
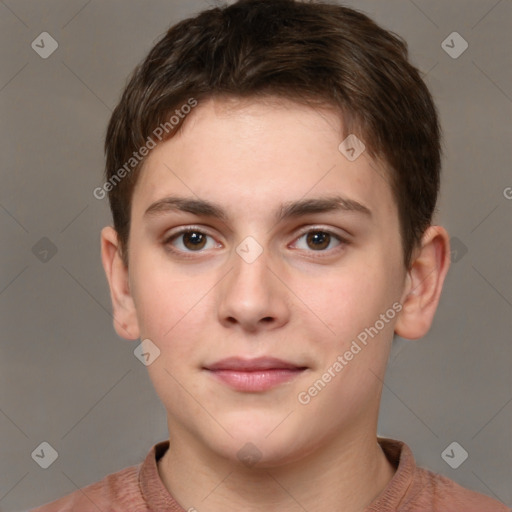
[216, 241, 291, 333]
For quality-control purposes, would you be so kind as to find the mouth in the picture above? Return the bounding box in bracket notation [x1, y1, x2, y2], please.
[203, 357, 308, 392]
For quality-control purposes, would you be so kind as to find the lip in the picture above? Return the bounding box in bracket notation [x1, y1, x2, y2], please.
[203, 357, 308, 392]
[204, 356, 306, 371]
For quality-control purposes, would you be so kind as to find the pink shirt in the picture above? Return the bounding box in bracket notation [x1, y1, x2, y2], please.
[30, 437, 509, 511]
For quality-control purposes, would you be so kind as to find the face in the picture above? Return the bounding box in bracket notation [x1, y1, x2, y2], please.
[111, 97, 411, 466]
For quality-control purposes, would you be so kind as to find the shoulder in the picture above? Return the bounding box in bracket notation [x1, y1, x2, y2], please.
[408, 466, 510, 512]
[29, 464, 143, 512]
[375, 438, 509, 512]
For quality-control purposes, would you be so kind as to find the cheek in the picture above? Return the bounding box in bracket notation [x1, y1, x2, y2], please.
[130, 263, 188, 339]
[130, 262, 214, 364]
[303, 264, 388, 337]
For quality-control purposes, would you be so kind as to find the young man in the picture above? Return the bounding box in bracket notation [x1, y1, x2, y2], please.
[31, 0, 509, 510]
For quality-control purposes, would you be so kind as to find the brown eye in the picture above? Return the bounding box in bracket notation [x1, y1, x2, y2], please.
[293, 230, 343, 252]
[165, 228, 216, 253]
[305, 231, 331, 250]
[181, 231, 207, 250]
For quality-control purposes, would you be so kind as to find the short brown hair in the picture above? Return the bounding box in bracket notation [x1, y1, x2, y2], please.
[104, 0, 442, 268]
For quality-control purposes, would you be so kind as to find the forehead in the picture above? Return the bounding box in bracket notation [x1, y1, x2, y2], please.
[132, 97, 396, 225]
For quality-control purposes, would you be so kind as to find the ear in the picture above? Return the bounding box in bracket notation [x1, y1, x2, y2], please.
[394, 225, 451, 340]
[100, 226, 140, 340]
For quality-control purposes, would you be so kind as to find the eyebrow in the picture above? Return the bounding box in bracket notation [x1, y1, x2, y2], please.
[144, 194, 372, 223]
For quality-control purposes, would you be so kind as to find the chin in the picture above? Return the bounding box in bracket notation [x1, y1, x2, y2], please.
[206, 420, 311, 468]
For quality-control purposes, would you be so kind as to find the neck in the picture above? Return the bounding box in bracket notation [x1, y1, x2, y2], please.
[158, 424, 396, 512]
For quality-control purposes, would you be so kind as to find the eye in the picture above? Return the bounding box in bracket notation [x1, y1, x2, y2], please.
[292, 228, 346, 252]
[164, 227, 218, 253]
[163, 226, 348, 257]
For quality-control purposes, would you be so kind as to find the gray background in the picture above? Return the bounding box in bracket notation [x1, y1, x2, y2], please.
[1, 0, 511, 510]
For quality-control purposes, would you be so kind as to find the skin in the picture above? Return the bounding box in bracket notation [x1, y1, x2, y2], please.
[101, 97, 450, 512]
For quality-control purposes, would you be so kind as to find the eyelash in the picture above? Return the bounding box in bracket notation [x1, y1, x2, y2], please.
[162, 225, 349, 258]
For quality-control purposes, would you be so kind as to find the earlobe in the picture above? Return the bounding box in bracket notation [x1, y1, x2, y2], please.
[100, 226, 140, 340]
[394, 226, 451, 340]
